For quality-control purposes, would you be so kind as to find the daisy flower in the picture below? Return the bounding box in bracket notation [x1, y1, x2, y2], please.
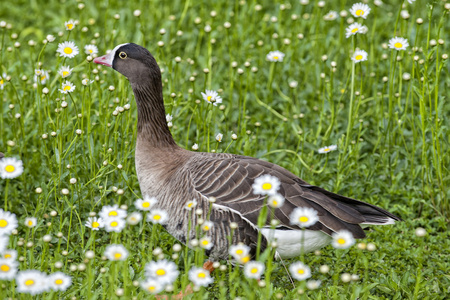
[58, 66, 73, 78]
[145, 259, 179, 285]
[134, 196, 157, 211]
[0, 157, 24, 179]
[268, 193, 285, 208]
[64, 20, 75, 30]
[140, 278, 164, 295]
[351, 50, 368, 63]
[215, 133, 223, 142]
[290, 207, 319, 228]
[243, 261, 265, 279]
[0, 209, 18, 235]
[0, 73, 6, 90]
[388, 37, 409, 51]
[104, 244, 129, 261]
[201, 90, 222, 106]
[0, 258, 18, 280]
[0, 235, 9, 253]
[332, 230, 355, 249]
[104, 218, 126, 233]
[188, 267, 214, 287]
[306, 279, 321, 290]
[147, 209, 168, 225]
[345, 23, 368, 38]
[59, 81, 75, 94]
[84, 44, 98, 56]
[185, 199, 198, 211]
[323, 11, 338, 21]
[2, 249, 17, 260]
[318, 145, 337, 154]
[34, 70, 49, 84]
[24, 217, 37, 228]
[349, 3, 371, 19]
[16, 270, 48, 295]
[201, 220, 214, 232]
[82, 78, 94, 85]
[229, 244, 251, 261]
[266, 50, 285, 62]
[126, 212, 142, 225]
[252, 174, 281, 196]
[48, 272, 72, 291]
[99, 204, 127, 220]
[166, 114, 173, 122]
[289, 261, 311, 281]
[85, 217, 104, 231]
[56, 41, 79, 58]
[199, 236, 214, 250]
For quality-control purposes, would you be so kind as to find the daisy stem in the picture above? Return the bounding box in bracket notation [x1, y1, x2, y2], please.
[343, 61, 356, 154]
[3, 179, 8, 210]
[266, 63, 276, 96]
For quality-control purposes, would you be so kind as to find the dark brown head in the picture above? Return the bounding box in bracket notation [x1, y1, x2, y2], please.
[93, 43, 161, 86]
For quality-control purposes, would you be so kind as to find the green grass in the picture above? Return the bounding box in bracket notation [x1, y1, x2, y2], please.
[1, 0, 450, 299]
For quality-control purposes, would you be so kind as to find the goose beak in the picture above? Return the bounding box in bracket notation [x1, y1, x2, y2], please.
[93, 53, 113, 67]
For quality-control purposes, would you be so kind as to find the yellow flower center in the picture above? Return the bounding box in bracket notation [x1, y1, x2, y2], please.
[355, 55, 363, 60]
[187, 203, 193, 208]
[351, 28, 358, 33]
[198, 272, 206, 278]
[262, 183, 272, 190]
[25, 279, 35, 286]
[63, 85, 71, 91]
[251, 268, 258, 274]
[4, 254, 12, 259]
[323, 148, 330, 152]
[142, 202, 150, 208]
[273, 56, 279, 60]
[5, 165, 15, 173]
[337, 238, 346, 244]
[298, 269, 305, 274]
[0, 264, 10, 272]
[41, 75, 46, 81]
[148, 286, 156, 291]
[0, 219, 8, 227]
[109, 211, 118, 217]
[153, 215, 161, 220]
[203, 226, 209, 230]
[92, 222, 99, 228]
[55, 279, 63, 285]
[356, 9, 364, 16]
[156, 269, 166, 276]
[89, 49, 93, 53]
[0, 79, 3, 85]
[110, 221, 118, 227]
[62, 71, 69, 77]
[114, 253, 122, 259]
[27, 220, 33, 226]
[394, 42, 403, 48]
[202, 240, 209, 245]
[63, 47, 73, 54]
[207, 96, 212, 102]
[236, 249, 243, 255]
[67, 24, 74, 30]
[241, 256, 250, 263]
[299, 216, 309, 223]
[272, 200, 278, 206]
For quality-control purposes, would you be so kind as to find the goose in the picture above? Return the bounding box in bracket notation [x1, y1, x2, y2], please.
[93, 43, 400, 262]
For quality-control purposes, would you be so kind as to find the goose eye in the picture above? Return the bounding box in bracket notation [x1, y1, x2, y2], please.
[119, 52, 127, 59]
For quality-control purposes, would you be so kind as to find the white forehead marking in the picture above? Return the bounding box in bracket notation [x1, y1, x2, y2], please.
[106, 43, 129, 67]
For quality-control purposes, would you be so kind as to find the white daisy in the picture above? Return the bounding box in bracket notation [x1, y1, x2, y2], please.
[306, 279, 321, 290]
[59, 81, 75, 94]
[323, 11, 338, 21]
[215, 133, 223, 142]
[82, 78, 94, 85]
[0, 235, 9, 253]
[0, 258, 18, 280]
[144, 259, 179, 285]
[34, 70, 49, 84]
[2, 249, 18, 260]
[388, 37, 409, 51]
[104, 244, 129, 261]
[147, 209, 168, 225]
[188, 267, 214, 287]
[332, 230, 355, 249]
[48, 272, 72, 291]
[407, 0, 416, 3]
[58, 66, 73, 78]
[290, 207, 319, 228]
[252, 174, 281, 196]
[201, 220, 214, 232]
[16, 270, 48, 295]
[56, 41, 79, 58]
[349, 3, 371, 19]
[64, 20, 76, 31]
[268, 193, 285, 208]
[185, 199, 198, 211]
[24, 217, 37, 228]
[318, 145, 338, 154]
[229, 243, 251, 261]
[166, 114, 173, 122]
[345, 23, 368, 38]
[199, 236, 214, 250]
[140, 278, 164, 295]
[84, 44, 99, 55]
[351, 50, 368, 63]
[85, 217, 104, 231]
[0, 209, 18, 235]
[134, 196, 158, 211]
[104, 218, 126, 233]
[201, 90, 222, 106]
[126, 212, 142, 225]
[266, 50, 285, 62]
[0, 73, 6, 90]
[99, 204, 127, 220]
[289, 261, 311, 281]
[243, 261, 265, 280]
[0, 157, 24, 179]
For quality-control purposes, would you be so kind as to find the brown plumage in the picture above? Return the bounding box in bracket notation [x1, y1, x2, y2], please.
[94, 43, 401, 260]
